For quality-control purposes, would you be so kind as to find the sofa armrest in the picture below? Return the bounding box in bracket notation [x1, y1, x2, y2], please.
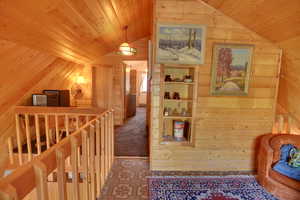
[258, 134, 275, 181]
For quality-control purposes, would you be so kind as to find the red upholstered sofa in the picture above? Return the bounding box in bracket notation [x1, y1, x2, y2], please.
[257, 134, 300, 200]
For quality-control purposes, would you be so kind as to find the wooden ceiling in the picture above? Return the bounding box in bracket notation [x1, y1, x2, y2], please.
[201, 0, 300, 42]
[0, 0, 152, 64]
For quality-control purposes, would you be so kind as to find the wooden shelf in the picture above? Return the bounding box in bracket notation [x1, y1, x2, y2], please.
[164, 81, 194, 85]
[160, 136, 191, 146]
[164, 98, 193, 102]
[163, 115, 192, 119]
[160, 65, 198, 147]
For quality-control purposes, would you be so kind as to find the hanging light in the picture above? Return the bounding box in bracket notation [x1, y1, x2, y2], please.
[117, 26, 137, 56]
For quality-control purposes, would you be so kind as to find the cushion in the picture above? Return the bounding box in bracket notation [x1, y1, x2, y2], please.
[273, 160, 300, 181]
[279, 144, 295, 161]
[288, 147, 300, 167]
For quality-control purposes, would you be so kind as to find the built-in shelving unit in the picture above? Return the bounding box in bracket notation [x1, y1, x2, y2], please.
[159, 65, 198, 146]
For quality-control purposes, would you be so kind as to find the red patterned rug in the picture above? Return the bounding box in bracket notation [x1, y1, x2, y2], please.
[148, 175, 278, 200]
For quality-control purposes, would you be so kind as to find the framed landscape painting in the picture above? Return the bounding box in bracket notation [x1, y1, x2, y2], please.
[210, 44, 254, 96]
[156, 24, 206, 64]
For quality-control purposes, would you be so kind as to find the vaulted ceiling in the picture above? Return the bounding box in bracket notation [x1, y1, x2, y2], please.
[0, 0, 299, 65]
[201, 0, 300, 43]
[0, 0, 152, 64]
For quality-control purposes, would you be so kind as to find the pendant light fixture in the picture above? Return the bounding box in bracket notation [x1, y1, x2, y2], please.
[117, 26, 137, 56]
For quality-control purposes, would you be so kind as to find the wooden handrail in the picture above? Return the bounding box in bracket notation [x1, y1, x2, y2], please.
[8, 106, 106, 167]
[14, 106, 105, 115]
[1, 109, 115, 200]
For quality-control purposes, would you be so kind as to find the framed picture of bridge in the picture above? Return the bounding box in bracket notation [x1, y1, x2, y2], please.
[156, 23, 206, 64]
[210, 43, 254, 96]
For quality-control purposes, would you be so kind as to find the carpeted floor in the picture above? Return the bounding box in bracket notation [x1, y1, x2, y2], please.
[114, 107, 149, 157]
[99, 158, 256, 200]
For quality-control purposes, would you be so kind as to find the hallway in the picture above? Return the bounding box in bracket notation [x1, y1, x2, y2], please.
[114, 107, 149, 157]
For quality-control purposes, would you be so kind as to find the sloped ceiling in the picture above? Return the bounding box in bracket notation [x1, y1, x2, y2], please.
[201, 0, 300, 42]
[201, 0, 300, 124]
[0, 0, 152, 64]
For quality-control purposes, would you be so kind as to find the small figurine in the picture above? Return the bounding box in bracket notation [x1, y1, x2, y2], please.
[173, 92, 180, 99]
[173, 108, 179, 115]
[165, 75, 172, 82]
[164, 107, 169, 116]
[181, 108, 187, 116]
[184, 75, 193, 83]
[164, 92, 171, 99]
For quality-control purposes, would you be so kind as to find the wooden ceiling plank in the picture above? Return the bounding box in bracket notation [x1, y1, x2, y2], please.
[82, 0, 123, 48]
[0, 0, 152, 64]
[10, 1, 101, 59]
[202, 0, 300, 42]
[0, 3, 95, 63]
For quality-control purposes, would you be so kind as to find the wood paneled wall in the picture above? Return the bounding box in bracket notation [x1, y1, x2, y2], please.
[112, 63, 126, 126]
[0, 39, 92, 146]
[92, 66, 113, 110]
[150, 0, 281, 171]
[277, 36, 300, 126]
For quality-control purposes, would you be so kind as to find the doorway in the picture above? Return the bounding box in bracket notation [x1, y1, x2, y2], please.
[115, 60, 149, 157]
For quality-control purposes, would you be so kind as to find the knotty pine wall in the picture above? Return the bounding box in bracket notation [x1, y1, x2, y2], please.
[150, 0, 282, 171]
[0, 39, 92, 147]
[277, 36, 300, 127]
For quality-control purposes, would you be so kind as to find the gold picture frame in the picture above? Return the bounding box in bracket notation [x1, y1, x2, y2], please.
[156, 23, 206, 65]
[210, 43, 254, 96]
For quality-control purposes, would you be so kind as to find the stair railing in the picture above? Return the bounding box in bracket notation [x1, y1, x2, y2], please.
[0, 108, 114, 200]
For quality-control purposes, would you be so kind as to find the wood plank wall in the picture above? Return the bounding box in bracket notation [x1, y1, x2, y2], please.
[92, 66, 113, 110]
[277, 36, 300, 126]
[150, 0, 282, 171]
[112, 63, 126, 126]
[0, 39, 92, 150]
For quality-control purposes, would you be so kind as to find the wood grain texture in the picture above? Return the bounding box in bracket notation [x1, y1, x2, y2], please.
[201, 0, 300, 43]
[277, 36, 300, 129]
[0, 39, 92, 146]
[0, 0, 152, 64]
[150, 0, 281, 171]
[200, 0, 300, 129]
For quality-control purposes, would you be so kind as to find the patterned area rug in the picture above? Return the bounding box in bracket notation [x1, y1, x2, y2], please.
[148, 176, 278, 200]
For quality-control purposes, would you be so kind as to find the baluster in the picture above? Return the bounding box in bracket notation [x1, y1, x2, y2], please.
[33, 161, 49, 200]
[90, 124, 96, 200]
[45, 115, 50, 149]
[110, 110, 115, 165]
[81, 130, 89, 200]
[100, 116, 105, 187]
[65, 114, 69, 137]
[95, 119, 101, 196]
[108, 112, 112, 170]
[7, 137, 14, 164]
[25, 114, 32, 161]
[65, 115, 70, 166]
[111, 111, 115, 162]
[35, 114, 41, 155]
[15, 114, 23, 165]
[75, 115, 81, 168]
[56, 148, 67, 200]
[55, 115, 59, 144]
[105, 114, 109, 179]
[71, 136, 80, 200]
